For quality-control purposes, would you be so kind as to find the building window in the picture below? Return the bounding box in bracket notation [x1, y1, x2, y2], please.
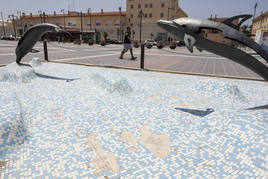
[106, 20, 110, 26]
[150, 4, 153, 8]
[96, 20, 101, 26]
[138, 4, 141, 8]
[145, 4, 148, 8]
[144, 13, 148, 18]
[130, 14, 133, 18]
[130, 4, 134, 9]
[149, 13, 152, 18]
[160, 13, 164, 18]
[87, 20, 91, 26]
[114, 19, 120, 26]
[161, 3, 165, 8]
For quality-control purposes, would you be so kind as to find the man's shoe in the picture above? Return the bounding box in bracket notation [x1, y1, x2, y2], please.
[119, 56, 123, 59]
[131, 57, 137, 60]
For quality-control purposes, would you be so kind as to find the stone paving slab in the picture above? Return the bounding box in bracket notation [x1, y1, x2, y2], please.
[0, 41, 266, 81]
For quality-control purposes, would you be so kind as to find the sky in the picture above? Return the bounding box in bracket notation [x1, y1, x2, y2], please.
[0, 0, 267, 23]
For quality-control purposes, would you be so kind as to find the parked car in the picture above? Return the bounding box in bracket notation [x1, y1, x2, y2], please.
[105, 39, 122, 44]
[114, 40, 122, 44]
[105, 39, 116, 44]
[144, 39, 157, 46]
[176, 41, 185, 46]
[1, 35, 16, 40]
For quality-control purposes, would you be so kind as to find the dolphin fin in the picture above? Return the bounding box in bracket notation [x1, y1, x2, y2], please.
[184, 34, 196, 53]
[222, 14, 252, 30]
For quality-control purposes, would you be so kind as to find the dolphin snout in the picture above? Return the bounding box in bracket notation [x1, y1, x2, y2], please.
[157, 20, 173, 26]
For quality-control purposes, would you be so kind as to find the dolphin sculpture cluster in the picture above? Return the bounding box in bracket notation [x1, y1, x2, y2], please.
[16, 23, 60, 64]
[157, 15, 268, 82]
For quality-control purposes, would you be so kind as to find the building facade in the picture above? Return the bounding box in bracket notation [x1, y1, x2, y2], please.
[11, 0, 187, 42]
[126, 0, 187, 41]
[0, 20, 13, 36]
[18, 10, 126, 40]
[252, 11, 268, 35]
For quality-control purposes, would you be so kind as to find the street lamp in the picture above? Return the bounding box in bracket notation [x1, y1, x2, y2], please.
[8, 14, 17, 38]
[38, 10, 47, 23]
[61, 9, 66, 30]
[80, 11, 83, 32]
[119, 6, 122, 41]
[17, 11, 23, 35]
[132, 30, 135, 40]
[138, 10, 143, 43]
[252, 2, 258, 28]
[167, 7, 174, 42]
[0, 12, 6, 36]
[38, 10, 43, 23]
[88, 8, 92, 30]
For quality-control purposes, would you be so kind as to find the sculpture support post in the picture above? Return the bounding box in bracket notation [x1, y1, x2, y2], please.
[43, 39, 48, 61]
[140, 44, 145, 69]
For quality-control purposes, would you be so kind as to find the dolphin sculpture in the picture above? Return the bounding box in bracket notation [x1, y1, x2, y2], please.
[157, 15, 268, 82]
[16, 23, 60, 64]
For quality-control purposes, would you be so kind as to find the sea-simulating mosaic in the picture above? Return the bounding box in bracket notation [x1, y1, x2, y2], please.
[0, 58, 268, 178]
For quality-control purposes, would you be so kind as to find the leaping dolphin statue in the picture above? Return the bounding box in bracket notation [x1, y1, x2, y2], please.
[16, 23, 60, 64]
[157, 15, 268, 82]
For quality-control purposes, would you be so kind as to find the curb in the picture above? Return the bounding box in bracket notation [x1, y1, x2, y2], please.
[0, 60, 265, 82]
[48, 60, 266, 82]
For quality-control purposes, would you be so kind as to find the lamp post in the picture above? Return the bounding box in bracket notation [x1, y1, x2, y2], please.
[252, 3, 258, 28]
[80, 11, 83, 32]
[132, 30, 135, 40]
[61, 9, 66, 30]
[0, 12, 6, 36]
[138, 10, 143, 43]
[88, 8, 92, 30]
[38, 10, 43, 23]
[167, 7, 174, 42]
[119, 6, 122, 41]
[8, 14, 17, 38]
[38, 10, 47, 23]
[17, 11, 23, 35]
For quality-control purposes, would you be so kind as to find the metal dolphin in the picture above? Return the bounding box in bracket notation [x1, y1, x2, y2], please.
[16, 23, 60, 64]
[157, 15, 268, 82]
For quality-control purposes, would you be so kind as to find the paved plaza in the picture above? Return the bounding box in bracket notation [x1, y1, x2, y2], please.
[0, 40, 267, 81]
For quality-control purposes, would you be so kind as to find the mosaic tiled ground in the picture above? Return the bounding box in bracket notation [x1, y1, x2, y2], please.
[0, 60, 268, 178]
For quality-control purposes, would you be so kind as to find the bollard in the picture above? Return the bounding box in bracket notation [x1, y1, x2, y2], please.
[43, 40, 48, 61]
[140, 43, 144, 69]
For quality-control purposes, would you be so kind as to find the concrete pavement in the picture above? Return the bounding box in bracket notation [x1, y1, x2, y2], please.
[0, 40, 266, 80]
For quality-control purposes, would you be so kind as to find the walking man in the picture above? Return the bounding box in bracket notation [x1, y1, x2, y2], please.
[119, 27, 137, 60]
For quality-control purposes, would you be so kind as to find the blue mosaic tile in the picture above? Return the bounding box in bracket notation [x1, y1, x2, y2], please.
[0, 61, 268, 178]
